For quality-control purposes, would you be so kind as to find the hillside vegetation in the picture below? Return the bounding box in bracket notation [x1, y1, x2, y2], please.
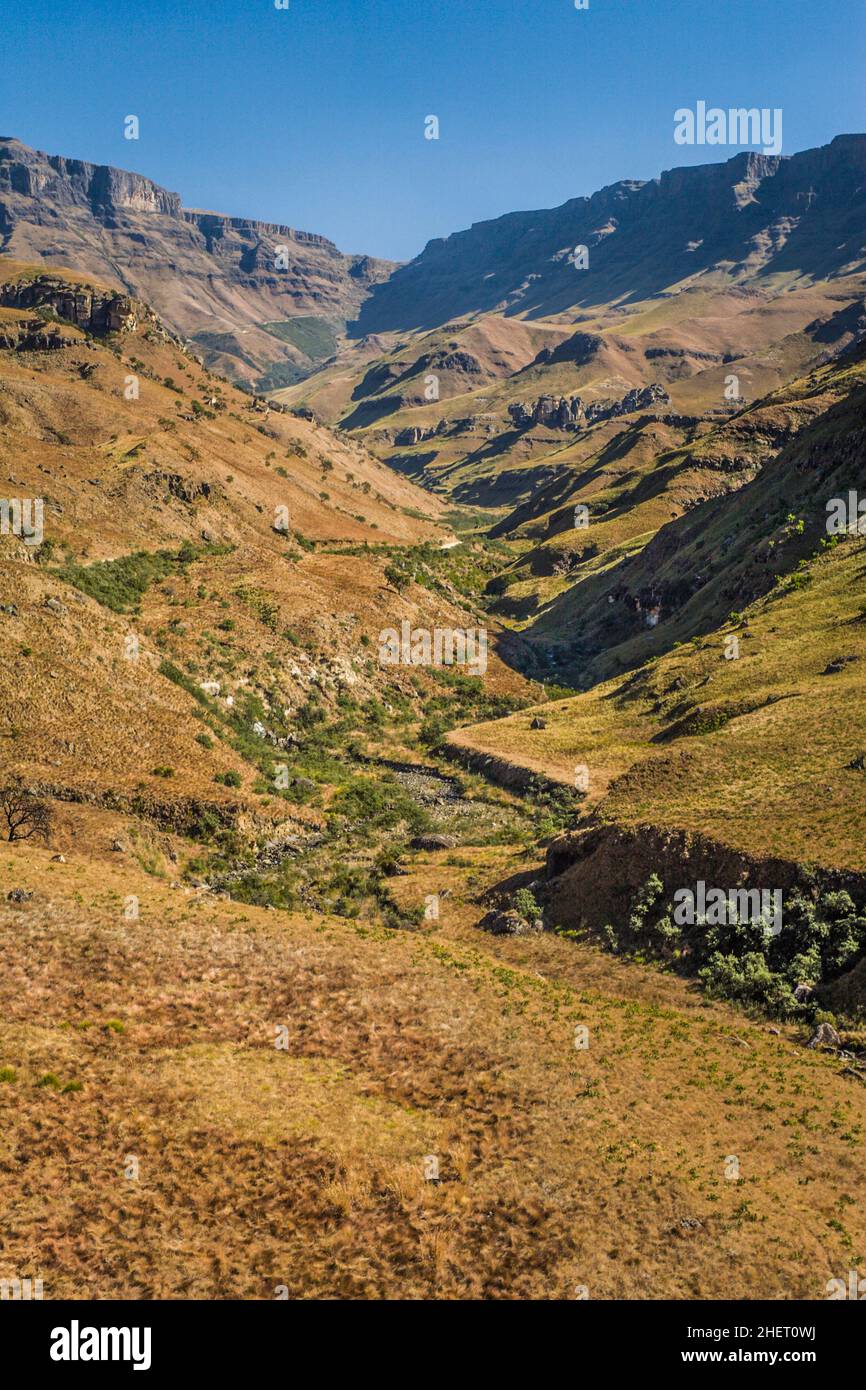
[3, 150, 866, 1303]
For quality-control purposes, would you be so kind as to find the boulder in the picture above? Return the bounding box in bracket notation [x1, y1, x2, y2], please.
[808, 1021, 841, 1049]
[410, 833, 457, 851]
[479, 908, 541, 937]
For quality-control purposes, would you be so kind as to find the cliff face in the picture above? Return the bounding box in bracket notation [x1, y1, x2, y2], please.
[355, 136, 866, 333]
[0, 266, 176, 352]
[0, 138, 183, 216]
[0, 138, 394, 386]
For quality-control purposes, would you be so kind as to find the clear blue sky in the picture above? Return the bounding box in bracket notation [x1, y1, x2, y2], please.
[0, 0, 863, 262]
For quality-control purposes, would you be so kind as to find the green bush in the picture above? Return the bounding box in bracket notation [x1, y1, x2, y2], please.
[513, 887, 543, 922]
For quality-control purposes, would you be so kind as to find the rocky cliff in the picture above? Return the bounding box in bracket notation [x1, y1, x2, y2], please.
[507, 384, 671, 432]
[0, 137, 395, 387]
[355, 136, 866, 334]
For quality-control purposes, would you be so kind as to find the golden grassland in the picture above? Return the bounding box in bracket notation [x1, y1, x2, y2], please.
[449, 534, 866, 871]
[0, 263, 529, 811]
[2, 829, 865, 1300]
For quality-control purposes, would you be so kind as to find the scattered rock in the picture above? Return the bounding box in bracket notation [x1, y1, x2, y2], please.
[530, 716, 547, 730]
[43, 597, 65, 615]
[7, 888, 32, 902]
[808, 1021, 841, 1049]
[793, 982, 814, 1003]
[110, 839, 127, 853]
[479, 908, 541, 937]
[50, 853, 66, 862]
[822, 655, 859, 675]
[410, 833, 457, 851]
[675, 1217, 704, 1238]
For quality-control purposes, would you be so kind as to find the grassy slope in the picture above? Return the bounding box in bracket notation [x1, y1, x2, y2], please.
[2, 833, 865, 1299]
[449, 530, 866, 870]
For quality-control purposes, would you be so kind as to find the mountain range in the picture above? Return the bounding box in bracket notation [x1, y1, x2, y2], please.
[2, 129, 866, 1301]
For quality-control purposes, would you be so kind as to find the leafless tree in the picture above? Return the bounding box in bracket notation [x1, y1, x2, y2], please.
[0, 783, 53, 842]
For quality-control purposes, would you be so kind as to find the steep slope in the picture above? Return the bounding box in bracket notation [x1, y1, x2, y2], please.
[356, 136, 866, 334]
[0, 138, 394, 389]
[445, 344, 866, 967]
[0, 260, 535, 826]
[520, 343, 866, 678]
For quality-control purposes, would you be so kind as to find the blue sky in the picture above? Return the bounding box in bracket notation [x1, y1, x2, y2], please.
[0, 0, 863, 262]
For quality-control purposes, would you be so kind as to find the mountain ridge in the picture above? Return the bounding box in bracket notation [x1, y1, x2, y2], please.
[0, 136, 395, 388]
[355, 134, 866, 334]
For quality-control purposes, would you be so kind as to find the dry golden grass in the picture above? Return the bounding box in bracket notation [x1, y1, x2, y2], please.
[450, 535, 866, 872]
[0, 264, 529, 810]
[1, 832, 865, 1300]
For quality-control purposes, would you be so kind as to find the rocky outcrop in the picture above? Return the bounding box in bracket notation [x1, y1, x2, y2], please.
[394, 420, 450, 447]
[508, 383, 670, 432]
[509, 395, 585, 431]
[544, 821, 866, 937]
[598, 383, 670, 421]
[0, 273, 147, 336]
[479, 908, 541, 937]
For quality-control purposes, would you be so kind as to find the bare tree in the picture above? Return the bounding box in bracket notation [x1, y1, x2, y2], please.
[0, 783, 53, 843]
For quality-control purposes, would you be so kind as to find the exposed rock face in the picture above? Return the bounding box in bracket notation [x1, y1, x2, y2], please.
[356, 135, 866, 334]
[508, 395, 585, 431]
[479, 908, 542, 937]
[0, 268, 174, 352]
[508, 383, 670, 432]
[409, 833, 457, 851]
[393, 420, 449, 446]
[0, 137, 395, 386]
[0, 273, 145, 335]
[0, 141, 182, 215]
[808, 1021, 842, 1049]
[600, 383, 670, 421]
